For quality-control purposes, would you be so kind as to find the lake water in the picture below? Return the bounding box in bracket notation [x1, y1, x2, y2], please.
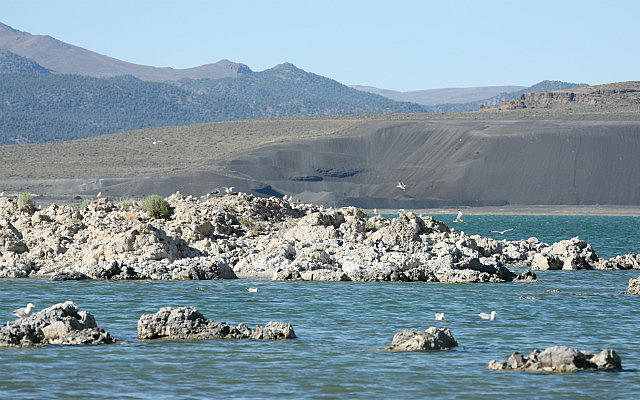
[1, 214, 640, 399]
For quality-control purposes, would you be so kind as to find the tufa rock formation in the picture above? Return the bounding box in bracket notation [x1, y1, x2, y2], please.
[137, 306, 296, 340]
[0, 193, 636, 282]
[488, 345, 622, 373]
[0, 301, 115, 347]
[383, 327, 458, 351]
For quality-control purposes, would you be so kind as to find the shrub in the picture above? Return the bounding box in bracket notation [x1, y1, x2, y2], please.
[119, 199, 136, 211]
[18, 192, 36, 213]
[70, 199, 92, 211]
[239, 217, 264, 233]
[141, 195, 173, 219]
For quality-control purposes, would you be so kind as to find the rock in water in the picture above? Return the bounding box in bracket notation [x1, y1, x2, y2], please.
[137, 306, 296, 340]
[626, 275, 640, 295]
[488, 345, 622, 372]
[383, 327, 458, 351]
[0, 301, 115, 347]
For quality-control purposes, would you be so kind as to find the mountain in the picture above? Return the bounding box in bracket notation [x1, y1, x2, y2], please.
[486, 81, 640, 112]
[0, 65, 425, 145]
[176, 63, 425, 116]
[420, 80, 589, 112]
[0, 22, 251, 80]
[350, 85, 526, 105]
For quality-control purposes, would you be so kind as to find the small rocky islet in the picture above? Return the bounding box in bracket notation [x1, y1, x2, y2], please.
[1, 192, 639, 283]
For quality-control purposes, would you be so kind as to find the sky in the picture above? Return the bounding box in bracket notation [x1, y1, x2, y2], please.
[3, 0, 639, 92]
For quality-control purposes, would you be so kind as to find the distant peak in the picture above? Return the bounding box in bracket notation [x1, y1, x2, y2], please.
[271, 62, 300, 72]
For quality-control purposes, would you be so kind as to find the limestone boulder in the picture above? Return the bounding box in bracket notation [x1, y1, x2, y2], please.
[488, 345, 622, 372]
[383, 327, 458, 351]
[137, 306, 296, 340]
[0, 301, 115, 347]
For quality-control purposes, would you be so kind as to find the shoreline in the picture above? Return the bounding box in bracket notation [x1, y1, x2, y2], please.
[373, 205, 640, 216]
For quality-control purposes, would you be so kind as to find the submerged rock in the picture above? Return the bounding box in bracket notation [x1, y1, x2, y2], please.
[383, 327, 458, 351]
[0, 301, 115, 347]
[488, 345, 621, 372]
[137, 306, 296, 340]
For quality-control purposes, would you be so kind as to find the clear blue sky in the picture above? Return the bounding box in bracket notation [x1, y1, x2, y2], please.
[3, 0, 639, 91]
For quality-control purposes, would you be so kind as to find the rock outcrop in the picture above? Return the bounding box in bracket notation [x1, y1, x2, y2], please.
[626, 275, 640, 295]
[489, 81, 640, 112]
[488, 346, 622, 372]
[383, 327, 458, 351]
[0, 193, 634, 282]
[137, 306, 296, 340]
[0, 301, 115, 347]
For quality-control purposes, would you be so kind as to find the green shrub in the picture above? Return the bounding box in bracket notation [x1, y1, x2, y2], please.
[69, 218, 82, 224]
[239, 217, 264, 233]
[119, 199, 136, 211]
[365, 220, 380, 230]
[141, 195, 173, 219]
[18, 192, 36, 213]
[70, 199, 92, 211]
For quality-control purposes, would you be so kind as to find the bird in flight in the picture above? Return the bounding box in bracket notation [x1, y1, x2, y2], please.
[396, 181, 407, 191]
[490, 226, 517, 234]
[434, 312, 446, 321]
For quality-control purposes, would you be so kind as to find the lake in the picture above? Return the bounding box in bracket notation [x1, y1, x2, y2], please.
[1, 214, 639, 399]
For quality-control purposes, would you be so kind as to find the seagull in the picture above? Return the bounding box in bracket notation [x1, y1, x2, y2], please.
[373, 208, 377, 215]
[453, 209, 463, 223]
[247, 287, 258, 293]
[97, 191, 102, 198]
[0, 191, 4, 197]
[224, 187, 235, 194]
[490, 226, 516, 235]
[397, 181, 407, 191]
[477, 311, 498, 320]
[12, 303, 36, 319]
[434, 312, 446, 321]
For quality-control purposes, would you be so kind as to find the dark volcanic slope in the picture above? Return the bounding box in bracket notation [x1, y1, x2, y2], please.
[1, 117, 639, 208]
[223, 119, 640, 207]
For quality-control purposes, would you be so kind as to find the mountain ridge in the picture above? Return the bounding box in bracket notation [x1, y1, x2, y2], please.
[0, 22, 252, 81]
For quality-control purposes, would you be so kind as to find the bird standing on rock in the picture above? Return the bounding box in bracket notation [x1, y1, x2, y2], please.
[13, 303, 36, 319]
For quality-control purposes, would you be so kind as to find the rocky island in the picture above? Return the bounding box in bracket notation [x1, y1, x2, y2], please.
[0, 193, 638, 282]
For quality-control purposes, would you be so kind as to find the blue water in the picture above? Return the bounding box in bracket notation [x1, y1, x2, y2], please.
[1, 215, 640, 399]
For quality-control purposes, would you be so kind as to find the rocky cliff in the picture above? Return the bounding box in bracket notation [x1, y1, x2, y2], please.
[489, 81, 640, 112]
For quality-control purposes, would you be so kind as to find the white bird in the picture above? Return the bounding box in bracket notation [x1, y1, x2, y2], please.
[490, 226, 517, 235]
[0, 191, 4, 197]
[477, 311, 498, 320]
[373, 208, 378, 215]
[434, 312, 446, 321]
[97, 191, 102, 198]
[224, 187, 235, 194]
[454, 209, 463, 223]
[397, 181, 407, 191]
[247, 287, 258, 293]
[12, 303, 36, 319]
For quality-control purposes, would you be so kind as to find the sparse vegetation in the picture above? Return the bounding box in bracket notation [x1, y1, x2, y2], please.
[365, 220, 381, 230]
[18, 192, 36, 213]
[70, 199, 92, 211]
[141, 195, 173, 219]
[239, 217, 265, 233]
[118, 199, 136, 211]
